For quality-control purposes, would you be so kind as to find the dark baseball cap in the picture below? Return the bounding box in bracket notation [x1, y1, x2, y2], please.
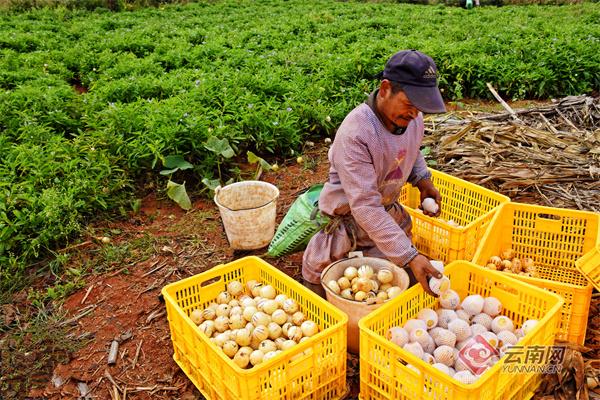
[382, 50, 446, 114]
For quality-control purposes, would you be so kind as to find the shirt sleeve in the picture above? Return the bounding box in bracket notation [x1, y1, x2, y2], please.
[331, 133, 419, 267]
[408, 152, 432, 186]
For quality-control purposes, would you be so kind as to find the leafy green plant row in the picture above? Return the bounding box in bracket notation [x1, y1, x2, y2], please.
[0, 0, 197, 12]
[0, 0, 599, 293]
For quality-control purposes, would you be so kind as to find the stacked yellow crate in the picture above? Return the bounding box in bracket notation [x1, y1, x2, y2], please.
[472, 202, 599, 344]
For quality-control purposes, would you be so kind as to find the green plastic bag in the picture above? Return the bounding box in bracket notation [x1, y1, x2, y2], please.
[267, 184, 329, 257]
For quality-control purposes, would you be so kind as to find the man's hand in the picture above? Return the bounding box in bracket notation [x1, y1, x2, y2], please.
[408, 254, 443, 297]
[416, 178, 441, 217]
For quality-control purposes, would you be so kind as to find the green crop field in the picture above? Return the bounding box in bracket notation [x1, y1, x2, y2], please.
[1, 0, 599, 293]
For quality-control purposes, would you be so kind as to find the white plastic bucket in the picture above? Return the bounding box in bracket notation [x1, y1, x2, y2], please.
[214, 181, 279, 250]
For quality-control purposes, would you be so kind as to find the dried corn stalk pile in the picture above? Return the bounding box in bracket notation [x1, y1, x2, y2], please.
[423, 95, 600, 212]
[424, 95, 600, 399]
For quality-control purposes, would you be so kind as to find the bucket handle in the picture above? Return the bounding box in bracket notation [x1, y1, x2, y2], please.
[214, 183, 279, 212]
[348, 251, 364, 259]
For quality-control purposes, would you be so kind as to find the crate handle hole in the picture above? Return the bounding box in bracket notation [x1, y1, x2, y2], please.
[537, 213, 561, 221]
[201, 276, 222, 287]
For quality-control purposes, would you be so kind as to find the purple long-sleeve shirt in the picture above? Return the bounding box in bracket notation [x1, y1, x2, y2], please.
[318, 96, 430, 267]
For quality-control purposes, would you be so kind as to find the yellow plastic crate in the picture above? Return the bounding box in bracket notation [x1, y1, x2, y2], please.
[575, 244, 600, 291]
[399, 169, 510, 264]
[473, 202, 599, 345]
[161, 256, 348, 400]
[358, 261, 563, 400]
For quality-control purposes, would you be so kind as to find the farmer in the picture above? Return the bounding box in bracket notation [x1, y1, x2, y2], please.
[302, 50, 446, 298]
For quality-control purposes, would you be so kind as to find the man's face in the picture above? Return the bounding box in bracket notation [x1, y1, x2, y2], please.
[378, 81, 420, 133]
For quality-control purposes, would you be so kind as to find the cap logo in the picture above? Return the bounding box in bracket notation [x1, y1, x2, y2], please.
[423, 66, 436, 79]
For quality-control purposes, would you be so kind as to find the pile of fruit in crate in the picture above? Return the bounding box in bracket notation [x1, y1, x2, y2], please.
[483, 248, 539, 278]
[388, 267, 538, 384]
[325, 265, 406, 304]
[189, 280, 319, 369]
